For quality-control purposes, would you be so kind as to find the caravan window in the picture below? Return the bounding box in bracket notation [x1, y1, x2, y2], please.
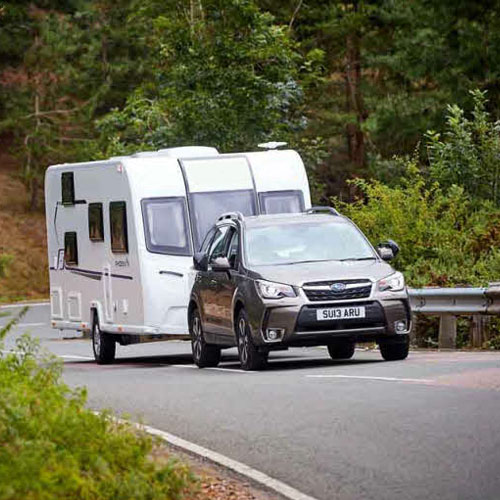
[259, 190, 304, 215]
[61, 172, 75, 205]
[110, 201, 128, 253]
[190, 190, 256, 251]
[142, 197, 191, 256]
[88, 203, 104, 241]
[64, 232, 78, 266]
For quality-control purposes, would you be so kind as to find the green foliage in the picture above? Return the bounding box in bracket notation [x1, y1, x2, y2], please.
[0, 254, 13, 278]
[340, 164, 500, 287]
[96, 0, 305, 156]
[426, 90, 500, 206]
[0, 312, 194, 500]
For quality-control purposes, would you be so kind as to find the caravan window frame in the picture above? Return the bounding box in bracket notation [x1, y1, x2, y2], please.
[64, 232, 78, 266]
[88, 203, 104, 242]
[141, 197, 192, 256]
[259, 190, 305, 215]
[110, 201, 129, 254]
[61, 172, 75, 205]
[188, 189, 257, 251]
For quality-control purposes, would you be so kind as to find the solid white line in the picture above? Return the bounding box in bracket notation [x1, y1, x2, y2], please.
[60, 354, 93, 360]
[0, 349, 92, 361]
[0, 301, 49, 309]
[109, 416, 318, 500]
[307, 374, 434, 383]
[170, 364, 253, 374]
[14, 322, 47, 328]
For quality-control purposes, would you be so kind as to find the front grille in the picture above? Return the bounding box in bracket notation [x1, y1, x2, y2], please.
[303, 279, 372, 302]
[296, 301, 385, 333]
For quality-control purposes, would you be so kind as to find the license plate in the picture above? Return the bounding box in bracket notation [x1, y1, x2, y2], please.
[316, 306, 366, 321]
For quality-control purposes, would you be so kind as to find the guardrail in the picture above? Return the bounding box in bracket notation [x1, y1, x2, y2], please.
[408, 283, 500, 348]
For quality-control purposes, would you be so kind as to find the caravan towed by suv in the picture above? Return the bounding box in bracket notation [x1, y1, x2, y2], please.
[44, 146, 311, 363]
[189, 208, 411, 370]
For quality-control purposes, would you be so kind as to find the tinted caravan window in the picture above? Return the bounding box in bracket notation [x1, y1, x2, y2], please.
[64, 232, 78, 266]
[61, 172, 75, 205]
[190, 190, 256, 251]
[110, 201, 128, 253]
[142, 197, 191, 255]
[88, 203, 104, 241]
[259, 190, 304, 215]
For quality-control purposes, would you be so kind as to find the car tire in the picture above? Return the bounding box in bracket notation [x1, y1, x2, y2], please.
[327, 341, 355, 360]
[379, 336, 410, 361]
[92, 311, 116, 364]
[189, 308, 221, 368]
[236, 309, 268, 371]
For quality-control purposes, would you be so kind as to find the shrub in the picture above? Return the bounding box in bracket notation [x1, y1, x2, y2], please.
[339, 164, 500, 287]
[0, 315, 194, 500]
[0, 254, 13, 278]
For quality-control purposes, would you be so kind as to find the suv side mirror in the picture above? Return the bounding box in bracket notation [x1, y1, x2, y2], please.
[377, 239, 400, 261]
[211, 256, 231, 272]
[377, 246, 394, 261]
[193, 252, 208, 271]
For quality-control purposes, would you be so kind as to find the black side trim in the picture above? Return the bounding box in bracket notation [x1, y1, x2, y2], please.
[65, 266, 133, 280]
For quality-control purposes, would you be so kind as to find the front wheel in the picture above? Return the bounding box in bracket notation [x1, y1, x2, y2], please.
[92, 311, 116, 364]
[379, 336, 409, 361]
[236, 309, 268, 371]
[190, 309, 220, 368]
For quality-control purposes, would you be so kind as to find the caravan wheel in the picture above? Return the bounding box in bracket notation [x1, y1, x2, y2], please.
[92, 311, 116, 364]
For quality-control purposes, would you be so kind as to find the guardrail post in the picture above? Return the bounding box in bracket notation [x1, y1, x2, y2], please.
[439, 314, 457, 349]
[471, 315, 484, 348]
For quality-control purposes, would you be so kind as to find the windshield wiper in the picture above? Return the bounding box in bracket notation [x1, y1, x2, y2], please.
[339, 257, 377, 262]
[274, 259, 335, 266]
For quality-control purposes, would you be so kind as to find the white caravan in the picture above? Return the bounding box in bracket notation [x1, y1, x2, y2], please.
[45, 146, 311, 360]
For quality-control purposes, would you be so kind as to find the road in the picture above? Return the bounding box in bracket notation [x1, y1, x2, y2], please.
[2, 302, 500, 500]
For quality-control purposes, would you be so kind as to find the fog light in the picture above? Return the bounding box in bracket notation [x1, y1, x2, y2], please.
[265, 328, 284, 342]
[395, 320, 407, 333]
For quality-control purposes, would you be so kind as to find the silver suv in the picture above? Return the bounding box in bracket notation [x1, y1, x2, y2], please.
[188, 207, 411, 370]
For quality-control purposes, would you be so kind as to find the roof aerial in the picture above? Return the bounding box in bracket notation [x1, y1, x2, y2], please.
[257, 141, 287, 150]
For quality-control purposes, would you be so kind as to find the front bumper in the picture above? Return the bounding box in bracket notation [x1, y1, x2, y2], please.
[253, 294, 411, 347]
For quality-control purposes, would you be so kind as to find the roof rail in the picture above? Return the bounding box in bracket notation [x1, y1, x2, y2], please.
[217, 212, 244, 222]
[306, 206, 340, 216]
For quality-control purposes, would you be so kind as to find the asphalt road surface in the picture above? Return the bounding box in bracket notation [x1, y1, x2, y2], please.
[2, 302, 500, 500]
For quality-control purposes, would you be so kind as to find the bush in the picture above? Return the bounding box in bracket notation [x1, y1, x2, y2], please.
[0, 254, 13, 278]
[339, 164, 500, 287]
[0, 316, 194, 500]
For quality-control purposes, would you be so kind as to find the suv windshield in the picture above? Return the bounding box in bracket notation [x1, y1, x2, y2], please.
[245, 221, 376, 266]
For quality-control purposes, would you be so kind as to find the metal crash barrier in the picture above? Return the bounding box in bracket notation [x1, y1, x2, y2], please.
[408, 283, 500, 348]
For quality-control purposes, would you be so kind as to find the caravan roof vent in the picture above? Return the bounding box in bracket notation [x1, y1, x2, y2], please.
[257, 141, 287, 150]
[157, 146, 219, 158]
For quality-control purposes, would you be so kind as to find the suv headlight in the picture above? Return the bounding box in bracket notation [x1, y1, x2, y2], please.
[378, 272, 405, 292]
[256, 280, 296, 299]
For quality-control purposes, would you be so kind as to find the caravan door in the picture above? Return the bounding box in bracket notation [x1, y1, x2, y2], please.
[180, 156, 258, 250]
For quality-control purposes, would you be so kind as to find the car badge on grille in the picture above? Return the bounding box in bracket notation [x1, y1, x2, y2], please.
[331, 283, 346, 293]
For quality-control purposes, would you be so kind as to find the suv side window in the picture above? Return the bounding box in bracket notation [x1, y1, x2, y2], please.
[208, 226, 230, 261]
[227, 229, 239, 268]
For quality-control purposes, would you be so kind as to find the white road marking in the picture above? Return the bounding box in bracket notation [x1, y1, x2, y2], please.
[14, 322, 47, 328]
[0, 349, 92, 360]
[307, 374, 434, 383]
[59, 354, 93, 360]
[0, 301, 49, 309]
[170, 364, 252, 374]
[106, 415, 318, 500]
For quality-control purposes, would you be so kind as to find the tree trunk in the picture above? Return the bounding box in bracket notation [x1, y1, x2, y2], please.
[344, 22, 367, 169]
[30, 177, 39, 211]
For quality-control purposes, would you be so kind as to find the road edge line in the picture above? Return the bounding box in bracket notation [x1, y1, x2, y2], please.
[0, 301, 49, 309]
[109, 415, 319, 500]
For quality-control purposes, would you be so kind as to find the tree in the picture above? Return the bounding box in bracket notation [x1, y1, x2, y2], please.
[95, 0, 305, 156]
